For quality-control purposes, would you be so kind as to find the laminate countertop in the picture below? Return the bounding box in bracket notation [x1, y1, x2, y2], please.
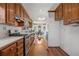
[0, 36, 23, 50]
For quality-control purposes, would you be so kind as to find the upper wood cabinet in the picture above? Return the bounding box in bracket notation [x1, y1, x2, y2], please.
[55, 3, 79, 25]
[6, 3, 16, 25]
[63, 3, 72, 24]
[0, 3, 32, 27]
[71, 4, 79, 23]
[15, 3, 21, 17]
[0, 3, 6, 23]
[63, 3, 79, 24]
[20, 5, 24, 19]
[55, 4, 63, 21]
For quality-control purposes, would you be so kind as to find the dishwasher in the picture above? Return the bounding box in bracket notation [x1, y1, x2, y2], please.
[24, 35, 30, 56]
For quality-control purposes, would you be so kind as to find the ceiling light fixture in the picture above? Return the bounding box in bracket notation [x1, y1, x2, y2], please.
[40, 9, 43, 12]
[38, 17, 46, 20]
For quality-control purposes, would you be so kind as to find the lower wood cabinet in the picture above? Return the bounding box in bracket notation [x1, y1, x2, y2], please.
[0, 43, 17, 56]
[0, 38, 24, 56]
[0, 36, 34, 56]
[16, 39, 24, 56]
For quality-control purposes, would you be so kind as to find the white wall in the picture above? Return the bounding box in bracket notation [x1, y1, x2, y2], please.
[48, 12, 60, 47]
[48, 12, 79, 55]
[60, 21, 79, 56]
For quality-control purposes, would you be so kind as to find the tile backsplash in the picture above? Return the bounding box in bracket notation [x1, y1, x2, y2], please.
[0, 24, 8, 38]
[0, 24, 22, 38]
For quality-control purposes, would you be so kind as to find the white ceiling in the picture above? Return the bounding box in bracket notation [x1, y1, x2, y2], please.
[22, 3, 59, 21]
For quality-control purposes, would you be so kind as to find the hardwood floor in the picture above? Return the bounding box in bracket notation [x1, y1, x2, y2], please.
[28, 37, 48, 56]
[28, 36, 68, 56]
[47, 47, 69, 56]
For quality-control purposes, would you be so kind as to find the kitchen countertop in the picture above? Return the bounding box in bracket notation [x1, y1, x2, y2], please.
[0, 36, 23, 50]
[0, 32, 35, 50]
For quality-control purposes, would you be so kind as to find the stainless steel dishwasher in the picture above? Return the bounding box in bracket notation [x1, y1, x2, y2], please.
[24, 35, 30, 56]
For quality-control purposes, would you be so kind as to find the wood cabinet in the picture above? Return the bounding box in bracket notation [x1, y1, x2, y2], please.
[0, 3, 32, 27]
[71, 4, 79, 23]
[15, 4, 24, 26]
[63, 3, 72, 24]
[15, 3, 21, 17]
[55, 3, 79, 25]
[20, 5, 24, 19]
[55, 4, 63, 21]
[16, 39, 24, 56]
[0, 38, 24, 56]
[0, 3, 6, 23]
[63, 3, 79, 24]
[0, 43, 16, 56]
[0, 3, 16, 25]
[6, 3, 16, 25]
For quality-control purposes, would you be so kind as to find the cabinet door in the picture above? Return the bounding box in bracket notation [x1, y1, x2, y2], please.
[15, 3, 21, 16]
[71, 3, 79, 23]
[0, 3, 6, 23]
[20, 5, 24, 19]
[7, 3, 16, 25]
[17, 39, 24, 56]
[55, 7, 59, 21]
[15, 4, 21, 26]
[1, 43, 16, 56]
[58, 4, 63, 20]
[55, 4, 63, 21]
[23, 11, 25, 18]
[63, 3, 72, 24]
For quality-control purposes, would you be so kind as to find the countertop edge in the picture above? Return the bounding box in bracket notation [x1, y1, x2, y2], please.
[0, 36, 23, 50]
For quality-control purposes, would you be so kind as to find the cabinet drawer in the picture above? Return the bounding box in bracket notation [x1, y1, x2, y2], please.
[17, 48, 23, 56]
[17, 43, 23, 49]
[18, 52, 23, 56]
[1, 43, 16, 56]
[19, 53, 24, 56]
[17, 39, 23, 45]
[2, 43, 16, 52]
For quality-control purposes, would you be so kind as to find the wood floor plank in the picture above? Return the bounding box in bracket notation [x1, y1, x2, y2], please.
[28, 38, 48, 56]
[56, 47, 69, 56]
[48, 47, 69, 56]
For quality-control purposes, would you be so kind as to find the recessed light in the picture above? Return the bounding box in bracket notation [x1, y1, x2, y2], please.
[40, 9, 43, 12]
